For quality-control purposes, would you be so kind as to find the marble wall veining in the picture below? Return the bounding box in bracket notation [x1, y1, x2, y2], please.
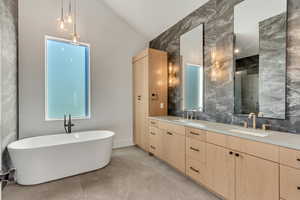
[0, 0, 18, 170]
[150, 0, 300, 134]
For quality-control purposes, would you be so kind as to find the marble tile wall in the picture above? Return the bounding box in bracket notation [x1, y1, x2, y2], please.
[150, 0, 300, 133]
[0, 0, 18, 170]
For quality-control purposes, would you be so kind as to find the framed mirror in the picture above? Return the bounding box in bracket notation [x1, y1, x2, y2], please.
[234, 0, 287, 119]
[180, 24, 204, 112]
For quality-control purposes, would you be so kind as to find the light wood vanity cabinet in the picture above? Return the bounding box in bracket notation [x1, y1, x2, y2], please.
[280, 165, 300, 200]
[148, 120, 186, 174]
[206, 143, 235, 200]
[279, 147, 300, 200]
[161, 128, 186, 174]
[149, 126, 163, 159]
[185, 127, 207, 184]
[147, 119, 299, 200]
[132, 49, 167, 151]
[235, 153, 279, 200]
[279, 147, 300, 169]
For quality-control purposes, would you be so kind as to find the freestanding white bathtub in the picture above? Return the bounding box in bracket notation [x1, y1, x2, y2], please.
[8, 130, 114, 185]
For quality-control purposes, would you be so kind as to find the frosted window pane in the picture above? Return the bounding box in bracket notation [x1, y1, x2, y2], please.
[46, 39, 90, 119]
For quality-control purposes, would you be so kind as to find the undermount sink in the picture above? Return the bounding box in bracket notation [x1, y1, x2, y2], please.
[229, 129, 269, 137]
[173, 119, 206, 128]
[173, 119, 191, 123]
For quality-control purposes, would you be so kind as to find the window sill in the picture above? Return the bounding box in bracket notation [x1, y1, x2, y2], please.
[45, 116, 91, 122]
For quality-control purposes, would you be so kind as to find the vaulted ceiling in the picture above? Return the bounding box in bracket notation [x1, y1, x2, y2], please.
[102, 0, 210, 40]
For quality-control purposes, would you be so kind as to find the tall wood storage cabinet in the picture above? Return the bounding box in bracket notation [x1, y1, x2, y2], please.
[133, 48, 168, 151]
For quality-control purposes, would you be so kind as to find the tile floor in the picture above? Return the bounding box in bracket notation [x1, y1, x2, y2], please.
[3, 147, 220, 200]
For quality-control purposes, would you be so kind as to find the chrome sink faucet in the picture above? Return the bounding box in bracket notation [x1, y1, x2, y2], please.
[64, 114, 75, 133]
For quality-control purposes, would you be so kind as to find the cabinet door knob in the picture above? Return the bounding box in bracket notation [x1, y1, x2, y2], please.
[297, 186, 300, 190]
[190, 167, 200, 173]
[297, 158, 300, 162]
[190, 147, 200, 152]
[229, 151, 233, 155]
[235, 153, 240, 157]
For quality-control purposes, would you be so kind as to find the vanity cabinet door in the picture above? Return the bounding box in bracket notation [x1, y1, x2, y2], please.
[236, 153, 279, 200]
[206, 143, 235, 200]
[162, 130, 185, 173]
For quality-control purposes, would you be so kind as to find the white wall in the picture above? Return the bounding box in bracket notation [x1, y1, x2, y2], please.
[19, 0, 148, 148]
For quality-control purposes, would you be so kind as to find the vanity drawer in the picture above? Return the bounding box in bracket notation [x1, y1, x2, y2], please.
[186, 128, 206, 141]
[280, 165, 300, 200]
[149, 119, 159, 128]
[186, 158, 206, 184]
[206, 131, 228, 147]
[280, 147, 300, 169]
[149, 127, 162, 158]
[149, 126, 159, 137]
[159, 121, 185, 136]
[186, 138, 206, 163]
[227, 136, 279, 162]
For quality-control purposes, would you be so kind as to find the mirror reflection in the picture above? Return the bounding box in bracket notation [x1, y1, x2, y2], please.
[234, 0, 287, 119]
[180, 24, 204, 112]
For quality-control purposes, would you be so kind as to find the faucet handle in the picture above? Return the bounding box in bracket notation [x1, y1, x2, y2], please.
[248, 113, 255, 118]
[262, 124, 271, 131]
[258, 112, 264, 118]
[243, 121, 248, 128]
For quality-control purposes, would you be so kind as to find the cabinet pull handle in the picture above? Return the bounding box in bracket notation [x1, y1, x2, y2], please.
[150, 132, 156, 135]
[190, 147, 200, 152]
[190, 131, 200, 136]
[190, 167, 200, 173]
[229, 151, 233, 155]
[150, 145, 156, 150]
[167, 132, 173, 136]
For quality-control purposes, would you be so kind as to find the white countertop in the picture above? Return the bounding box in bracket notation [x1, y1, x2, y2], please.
[149, 116, 300, 151]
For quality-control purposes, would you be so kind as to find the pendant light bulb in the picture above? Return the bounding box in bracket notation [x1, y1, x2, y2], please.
[67, 0, 73, 24]
[59, 19, 65, 30]
[71, 0, 79, 43]
[58, 0, 65, 30]
[67, 15, 72, 24]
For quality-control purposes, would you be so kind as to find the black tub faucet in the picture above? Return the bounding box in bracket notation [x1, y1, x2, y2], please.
[64, 114, 75, 133]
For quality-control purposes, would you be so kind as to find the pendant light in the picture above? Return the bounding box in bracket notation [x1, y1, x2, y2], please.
[72, 0, 80, 43]
[67, 0, 73, 24]
[58, 0, 65, 30]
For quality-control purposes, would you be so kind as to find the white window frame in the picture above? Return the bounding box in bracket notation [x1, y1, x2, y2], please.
[45, 35, 91, 121]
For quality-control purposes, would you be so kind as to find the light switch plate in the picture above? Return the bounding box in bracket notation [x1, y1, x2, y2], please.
[160, 103, 164, 109]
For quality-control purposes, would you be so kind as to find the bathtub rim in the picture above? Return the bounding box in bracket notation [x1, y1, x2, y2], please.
[8, 130, 115, 150]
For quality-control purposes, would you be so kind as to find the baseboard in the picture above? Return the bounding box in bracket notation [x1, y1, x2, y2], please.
[113, 138, 134, 149]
